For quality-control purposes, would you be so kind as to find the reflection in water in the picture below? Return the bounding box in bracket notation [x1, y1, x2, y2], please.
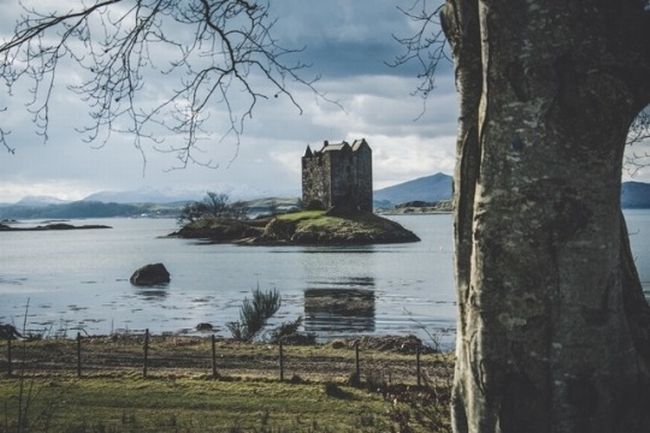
[134, 286, 169, 301]
[303, 286, 376, 334]
[308, 276, 375, 287]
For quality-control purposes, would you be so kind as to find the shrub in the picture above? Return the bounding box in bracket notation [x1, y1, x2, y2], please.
[269, 316, 316, 345]
[226, 287, 281, 341]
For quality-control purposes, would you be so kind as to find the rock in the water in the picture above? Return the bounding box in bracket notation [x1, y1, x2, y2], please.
[0, 324, 21, 340]
[130, 263, 170, 286]
[196, 322, 213, 332]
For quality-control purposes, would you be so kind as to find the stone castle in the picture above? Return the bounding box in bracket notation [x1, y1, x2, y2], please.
[301, 138, 373, 212]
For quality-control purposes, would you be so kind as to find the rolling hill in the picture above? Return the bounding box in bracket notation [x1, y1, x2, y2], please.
[374, 173, 650, 210]
[374, 173, 452, 206]
[621, 181, 650, 208]
[2, 173, 650, 220]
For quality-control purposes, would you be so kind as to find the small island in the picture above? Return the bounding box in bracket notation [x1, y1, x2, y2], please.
[171, 139, 420, 246]
[0, 222, 112, 231]
[170, 209, 419, 246]
[376, 199, 452, 215]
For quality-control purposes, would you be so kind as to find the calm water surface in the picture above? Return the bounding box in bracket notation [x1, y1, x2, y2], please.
[0, 214, 456, 345]
[2, 211, 649, 348]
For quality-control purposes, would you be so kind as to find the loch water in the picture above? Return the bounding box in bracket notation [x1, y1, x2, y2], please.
[1, 211, 649, 348]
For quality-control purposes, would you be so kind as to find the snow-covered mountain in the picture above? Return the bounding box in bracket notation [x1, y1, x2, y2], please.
[83, 187, 204, 204]
[82, 184, 297, 204]
[14, 195, 72, 207]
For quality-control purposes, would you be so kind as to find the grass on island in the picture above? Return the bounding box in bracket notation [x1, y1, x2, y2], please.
[277, 209, 328, 222]
[276, 210, 389, 228]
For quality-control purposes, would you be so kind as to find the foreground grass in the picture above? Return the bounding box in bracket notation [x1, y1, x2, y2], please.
[0, 336, 453, 432]
[1, 374, 414, 432]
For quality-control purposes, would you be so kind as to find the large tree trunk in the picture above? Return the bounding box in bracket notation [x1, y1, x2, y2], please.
[443, 1, 650, 432]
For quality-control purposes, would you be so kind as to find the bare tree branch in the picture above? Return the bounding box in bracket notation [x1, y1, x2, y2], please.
[0, 0, 321, 167]
[0, 106, 14, 154]
[627, 106, 650, 145]
[388, 0, 449, 101]
[625, 105, 650, 176]
[392, 0, 650, 179]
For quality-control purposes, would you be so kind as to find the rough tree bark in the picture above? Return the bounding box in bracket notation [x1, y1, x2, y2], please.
[442, 1, 650, 432]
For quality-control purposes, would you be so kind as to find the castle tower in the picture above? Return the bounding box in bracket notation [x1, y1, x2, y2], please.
[301, 139, 373, 212]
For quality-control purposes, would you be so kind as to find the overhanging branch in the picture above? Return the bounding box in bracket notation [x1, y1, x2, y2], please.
[0, 0, 323, 167]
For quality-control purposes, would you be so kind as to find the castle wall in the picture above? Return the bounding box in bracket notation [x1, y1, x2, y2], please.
[301, 152, 331, 210]
[354, 144, 373, 212]
[301, 139, 373, 212]
[329, 150, 354, 209]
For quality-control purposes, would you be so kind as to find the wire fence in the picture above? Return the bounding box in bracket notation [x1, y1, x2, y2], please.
[1, 330, 450, 387]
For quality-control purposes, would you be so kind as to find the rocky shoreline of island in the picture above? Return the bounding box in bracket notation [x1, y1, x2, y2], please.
[169, 210, 420, 246]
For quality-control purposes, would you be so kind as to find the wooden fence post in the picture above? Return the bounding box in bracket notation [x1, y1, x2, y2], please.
[279, 340, 284, 382]
[416, 346, 421, 387]
[143, 329, 149, 378]
[76, 332, 82, 378]
[211, 334, 218, 379]
[6, 337, 12, 376]
[355, 341, 360, 380]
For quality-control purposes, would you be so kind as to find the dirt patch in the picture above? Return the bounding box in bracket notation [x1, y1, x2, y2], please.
[331, 335, 436, 355]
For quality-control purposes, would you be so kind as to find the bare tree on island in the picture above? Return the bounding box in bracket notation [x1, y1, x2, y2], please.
[0, 0, 319, 165]
[397, 1, 650, 431]
[177, 191, 250, 223]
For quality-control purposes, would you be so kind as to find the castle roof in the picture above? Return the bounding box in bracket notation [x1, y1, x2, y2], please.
[320, 140, 351, 153]
[304, 139, 370, 158]
[351, 138, 369, 151]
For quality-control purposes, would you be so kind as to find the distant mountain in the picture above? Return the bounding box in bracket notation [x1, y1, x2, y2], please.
[374, 174, 650, 210]
[0, 201, 149, 220]
[15, 195, 71, 207]
[82, 184, 287, 204]
[374, 173, 452, 206]
[621, 181, 650, 208]
[2, 175, 649, 220]
[83, 187, 204, 204]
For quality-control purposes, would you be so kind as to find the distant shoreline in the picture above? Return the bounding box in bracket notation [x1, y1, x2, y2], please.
[0, 222, 112, 232]
[378, 209, 451, 216]
[376, 199, 452, 216]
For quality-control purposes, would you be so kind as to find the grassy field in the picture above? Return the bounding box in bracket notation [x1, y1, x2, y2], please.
[0, 336, 453, 432]
[0, 375, 398, 432]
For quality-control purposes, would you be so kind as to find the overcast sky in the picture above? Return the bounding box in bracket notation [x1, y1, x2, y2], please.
[0, 1, 647, 203]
